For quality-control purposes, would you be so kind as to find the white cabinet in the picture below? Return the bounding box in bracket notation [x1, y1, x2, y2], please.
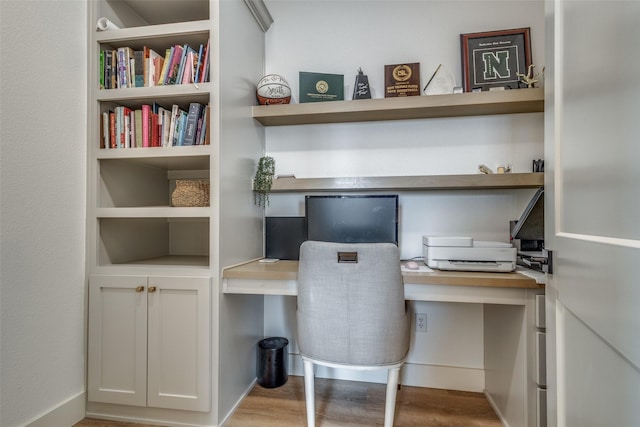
[88, 275, 211, 412]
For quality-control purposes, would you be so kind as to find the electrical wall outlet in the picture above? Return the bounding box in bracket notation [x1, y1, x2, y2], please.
[416, 313, 427, 333]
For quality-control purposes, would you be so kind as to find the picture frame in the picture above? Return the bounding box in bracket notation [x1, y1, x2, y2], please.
[460, 27, 531, 92]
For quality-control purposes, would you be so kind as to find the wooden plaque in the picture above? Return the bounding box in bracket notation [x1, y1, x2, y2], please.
[385, 63, 420, 97]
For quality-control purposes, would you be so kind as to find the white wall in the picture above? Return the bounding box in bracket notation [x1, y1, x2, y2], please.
[0, 1, 87, 426]
[263, 0, 545, 255]
[262, 0, 544, 389]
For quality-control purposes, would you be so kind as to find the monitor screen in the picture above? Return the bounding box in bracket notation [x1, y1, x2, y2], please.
[511, 187, 544, 241]
[305, 195, 399, 245]
[265, 216, 307, 260]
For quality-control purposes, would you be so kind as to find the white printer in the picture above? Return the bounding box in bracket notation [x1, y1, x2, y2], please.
[423, 235, 517, 272]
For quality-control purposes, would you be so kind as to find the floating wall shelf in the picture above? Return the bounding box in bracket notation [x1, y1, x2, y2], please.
[253, 87, 544, 126]
[270, 172, 544, 192]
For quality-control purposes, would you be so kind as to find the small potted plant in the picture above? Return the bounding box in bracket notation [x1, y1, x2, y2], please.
[253, 156, 275, 207]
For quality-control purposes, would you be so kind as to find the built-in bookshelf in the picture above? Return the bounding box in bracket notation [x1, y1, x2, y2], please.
[89, 4, 213, 268]
[86, 1, 268, 424]
[87, 0, 217, 418]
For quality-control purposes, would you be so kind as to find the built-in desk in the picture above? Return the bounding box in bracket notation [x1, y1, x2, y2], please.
[222, 260, 545, 427]
[223, 259, 543, 304]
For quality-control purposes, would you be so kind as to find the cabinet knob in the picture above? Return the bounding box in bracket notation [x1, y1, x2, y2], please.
[135, 286, 145, 292]
[148, 286, 157, 293]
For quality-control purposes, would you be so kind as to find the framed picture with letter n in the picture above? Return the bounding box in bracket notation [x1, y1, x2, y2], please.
[460, 27, 531, 92]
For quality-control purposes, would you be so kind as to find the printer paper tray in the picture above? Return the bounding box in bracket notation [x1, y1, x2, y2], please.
[429, 260, 516, 273]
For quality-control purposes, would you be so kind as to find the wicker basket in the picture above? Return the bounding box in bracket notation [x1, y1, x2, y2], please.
[171, 179, 210, 207]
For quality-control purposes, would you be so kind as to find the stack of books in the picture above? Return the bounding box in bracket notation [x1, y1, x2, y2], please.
[99, 40, 210, 89]
[100, 102, 209, 149]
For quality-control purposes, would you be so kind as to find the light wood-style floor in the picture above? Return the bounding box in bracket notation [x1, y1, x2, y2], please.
[75, 376, 502, 427]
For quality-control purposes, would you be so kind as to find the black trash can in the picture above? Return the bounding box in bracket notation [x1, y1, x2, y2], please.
[256, 337, 289, 388]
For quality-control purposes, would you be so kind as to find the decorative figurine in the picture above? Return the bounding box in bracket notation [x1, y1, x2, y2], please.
[517, 65, 543, 88]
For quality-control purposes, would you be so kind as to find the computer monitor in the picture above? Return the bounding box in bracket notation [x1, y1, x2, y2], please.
[265, 216, 307, 260]
[510, 187, 544, 251]
[305, 195, 399, 245]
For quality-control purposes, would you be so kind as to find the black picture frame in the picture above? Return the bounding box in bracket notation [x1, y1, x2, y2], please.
[461, 28, 531, 92]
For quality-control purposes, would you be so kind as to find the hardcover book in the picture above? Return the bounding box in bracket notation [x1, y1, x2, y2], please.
[133, 50, 144, 87]
[184, 103, 204, 146]
[156, 106, 171, 147]
[109, 50, 117, 89]
[194, 44, 204, 83]
[179, 46, 197, 84]
[158, 47, 173, 85]
[145, 47, 163, 87]
[199, 104, 210, 145]
[141, 104, 151, 147]
[134, 109, 142, 147]
[166, 44, 185, 85]
[103, 50, 112, 89]
[109, 112, 116, 148]
[200, 39, 210, 83]
[299, 72, 344, 103]
[99, 51, 105, 89]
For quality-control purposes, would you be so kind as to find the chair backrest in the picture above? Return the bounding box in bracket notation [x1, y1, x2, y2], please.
[297, 241, 409, 366]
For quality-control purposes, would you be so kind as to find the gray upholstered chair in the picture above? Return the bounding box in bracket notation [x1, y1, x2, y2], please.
[296, 241, 410, 427]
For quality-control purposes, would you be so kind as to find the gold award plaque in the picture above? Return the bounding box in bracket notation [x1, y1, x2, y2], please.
[385, 63, 420, 97]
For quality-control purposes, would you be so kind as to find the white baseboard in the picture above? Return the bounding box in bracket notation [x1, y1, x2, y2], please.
[85, 400, 215, 427]
[26, 391, 86, 427]
[401, 362, 485, 392]
[219, 379, 257, 426]
[288, 354, 485, 392]
[485, 390, 510, 427]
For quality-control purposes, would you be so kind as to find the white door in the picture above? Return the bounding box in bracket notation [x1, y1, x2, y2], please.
[546, 1, 640, 427]
[87, 275, 148, 406]
[147, 276, 211, 412]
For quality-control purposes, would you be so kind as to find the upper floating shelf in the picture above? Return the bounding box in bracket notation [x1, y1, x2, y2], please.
[252, 87, 544, 126]
[270, 172, 544, 192]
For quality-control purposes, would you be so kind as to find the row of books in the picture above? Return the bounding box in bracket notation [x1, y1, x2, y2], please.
[99, 40, 210, 89]
[100, 102, 210, 149]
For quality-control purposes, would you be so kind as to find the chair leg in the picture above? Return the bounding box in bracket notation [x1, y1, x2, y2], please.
[303, 360, 315, 427]
[384, 367, 401, 427]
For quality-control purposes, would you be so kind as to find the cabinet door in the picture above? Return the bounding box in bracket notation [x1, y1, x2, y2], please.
[147, 276, 211, 412]
[88, 275, 148, 407]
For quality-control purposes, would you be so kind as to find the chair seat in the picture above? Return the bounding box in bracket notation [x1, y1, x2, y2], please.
[300, 353, 406, 372]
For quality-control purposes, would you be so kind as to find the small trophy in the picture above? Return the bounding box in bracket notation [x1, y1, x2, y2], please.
[352, 68, 371, 100]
